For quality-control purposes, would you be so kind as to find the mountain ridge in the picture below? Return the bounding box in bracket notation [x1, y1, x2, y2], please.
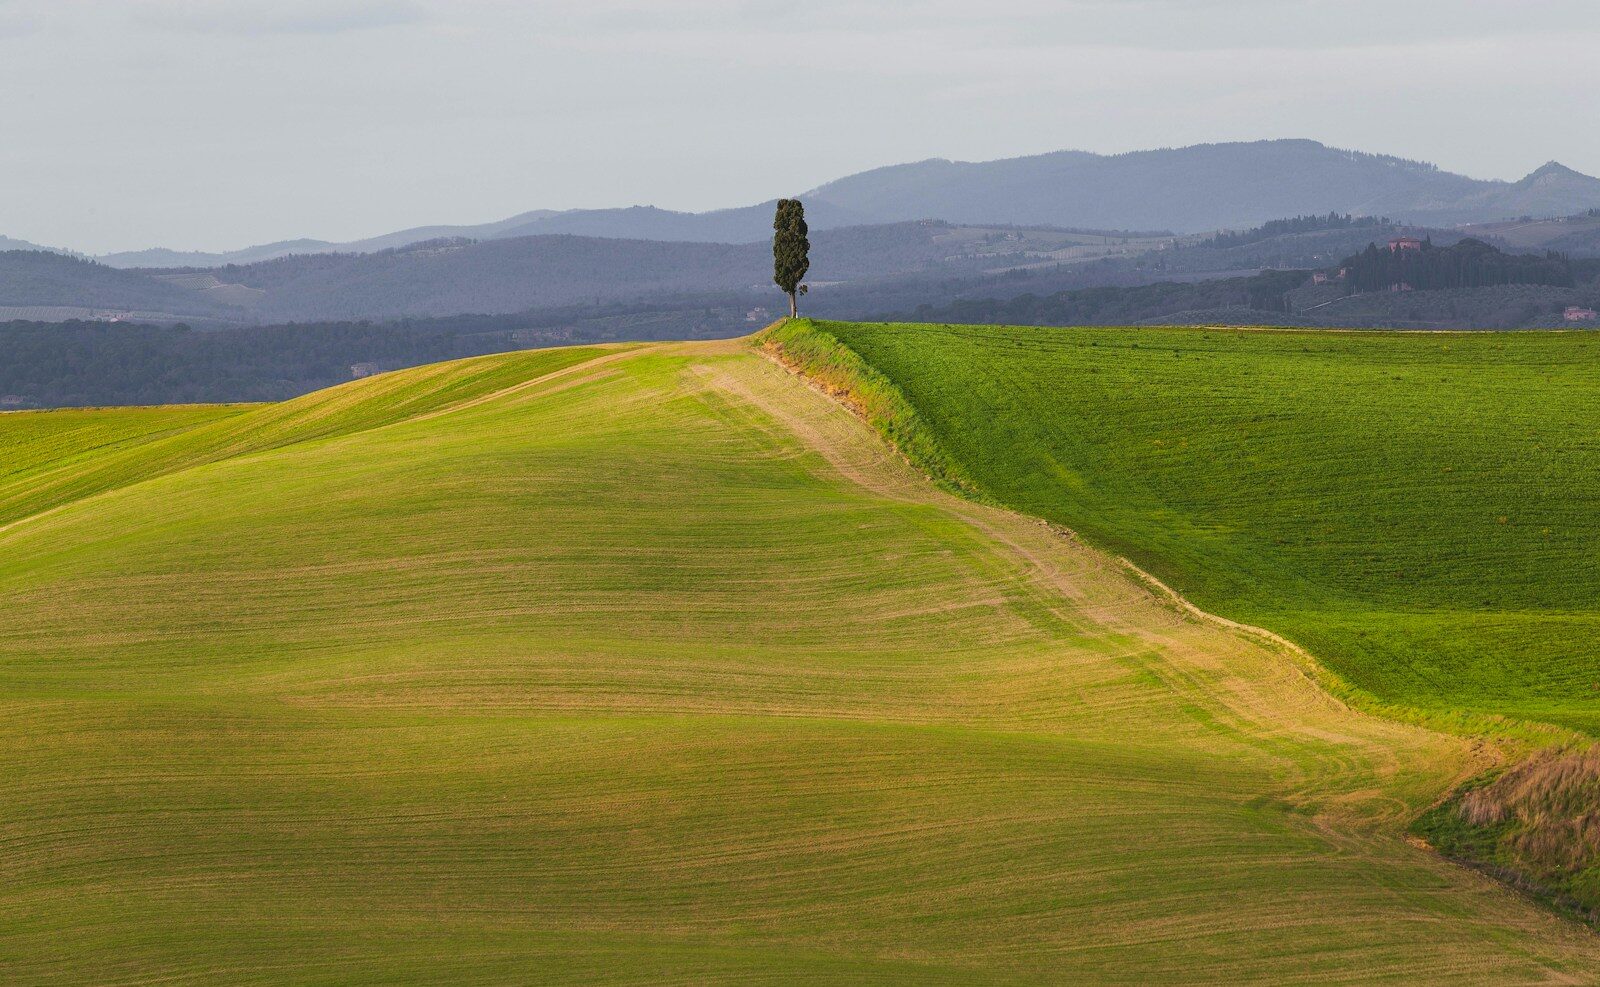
[60, 139, 1600, 267]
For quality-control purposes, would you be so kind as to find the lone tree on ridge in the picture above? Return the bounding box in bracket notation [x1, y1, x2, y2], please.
[773, 198, 810, 319]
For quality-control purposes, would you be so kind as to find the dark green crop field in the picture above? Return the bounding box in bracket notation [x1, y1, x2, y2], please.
[820, 320, 1600, 736]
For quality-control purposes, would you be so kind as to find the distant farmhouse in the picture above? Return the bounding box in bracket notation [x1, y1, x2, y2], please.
[350, 362, 380, 380]
[1565, 306, 1598, 323]
[1387, 236, 1424, 252]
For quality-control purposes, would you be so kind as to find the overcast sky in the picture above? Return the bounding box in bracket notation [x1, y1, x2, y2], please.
[2, 0, 1597, 253]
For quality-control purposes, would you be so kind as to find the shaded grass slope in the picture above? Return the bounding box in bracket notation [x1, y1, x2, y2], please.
[4, 339, 1600, 982]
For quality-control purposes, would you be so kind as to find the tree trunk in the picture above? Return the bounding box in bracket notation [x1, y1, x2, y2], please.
[788, 292, 798, 319]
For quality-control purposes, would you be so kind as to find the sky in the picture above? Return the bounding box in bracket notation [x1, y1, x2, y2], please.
[2, 0, 1597, 254]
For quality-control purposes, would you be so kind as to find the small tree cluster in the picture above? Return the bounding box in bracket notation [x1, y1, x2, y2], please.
[1341, 238, 1572, 294]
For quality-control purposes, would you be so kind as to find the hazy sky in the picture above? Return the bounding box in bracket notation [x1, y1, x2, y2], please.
[3, 0, 1597, 253]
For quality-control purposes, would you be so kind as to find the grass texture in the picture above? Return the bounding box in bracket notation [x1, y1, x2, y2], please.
[819, 320, 1600, 738]
[4, 339, 1600, 982]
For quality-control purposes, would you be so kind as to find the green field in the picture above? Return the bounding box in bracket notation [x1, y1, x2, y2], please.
[6, 338, 1600, 982]
[812, 320, 1600, 738]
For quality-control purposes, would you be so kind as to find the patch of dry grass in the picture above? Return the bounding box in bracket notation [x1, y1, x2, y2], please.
[1456, 746, 1600, 898]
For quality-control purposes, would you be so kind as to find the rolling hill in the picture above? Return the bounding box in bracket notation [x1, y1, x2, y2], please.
[1465, 210, 1600, 255]
[0, 235, 69, 256]
[6, 339, 1600, 982]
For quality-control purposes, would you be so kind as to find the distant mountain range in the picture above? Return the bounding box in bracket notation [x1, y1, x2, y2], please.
[5, 139, 1600, 329]
[9, 204, 1600, 328]
[0, 221, 1023, 323]
[801, 142, 1600, 234]
[91, 202, 884, 268]
[98, 211, 561, 269]
[45, 140, 1600, 267]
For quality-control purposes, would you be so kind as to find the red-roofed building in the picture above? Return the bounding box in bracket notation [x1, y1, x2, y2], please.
[1565, 306, 1598, 322]
[1387, 236, 1424, 252]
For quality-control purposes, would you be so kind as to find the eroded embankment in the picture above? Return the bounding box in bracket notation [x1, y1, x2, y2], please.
[1418, 746, 1600, 924]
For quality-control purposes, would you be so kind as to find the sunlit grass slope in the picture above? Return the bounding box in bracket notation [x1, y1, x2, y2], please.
[817, 320, 1600, 737]
[4, 339, 1600, 982]
[0, 344, 614, 529]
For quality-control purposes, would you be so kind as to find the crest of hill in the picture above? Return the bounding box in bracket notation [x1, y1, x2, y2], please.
[0, 236, 70, 256]
[98, 211, 564, 269]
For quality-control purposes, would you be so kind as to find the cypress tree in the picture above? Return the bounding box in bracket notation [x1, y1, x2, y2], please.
[773, 199, 811, 319]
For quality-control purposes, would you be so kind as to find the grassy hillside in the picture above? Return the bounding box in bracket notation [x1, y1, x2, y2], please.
[777, 318, 1600, 914]
[7, 339, 1600, 981]
[0, 345, 613, 530]
[814, 320, 1600, 737]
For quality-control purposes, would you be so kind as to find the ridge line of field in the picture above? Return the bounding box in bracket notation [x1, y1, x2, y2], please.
[761, 323, 1574, 728]
[749, 324, 1339, 688]
[755, 319, 1579, 751]
[751, 323, 1331, 682]
[753, 323, 1326, 652]
[738, 329, 1510, 834]
[759, 318, 1600, 930]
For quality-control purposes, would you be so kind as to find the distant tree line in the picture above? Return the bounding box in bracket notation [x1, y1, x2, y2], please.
[901, 270, 1311, 326]
[1207, 213, 1389, 250]
[1341, 238, 1573, 294]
